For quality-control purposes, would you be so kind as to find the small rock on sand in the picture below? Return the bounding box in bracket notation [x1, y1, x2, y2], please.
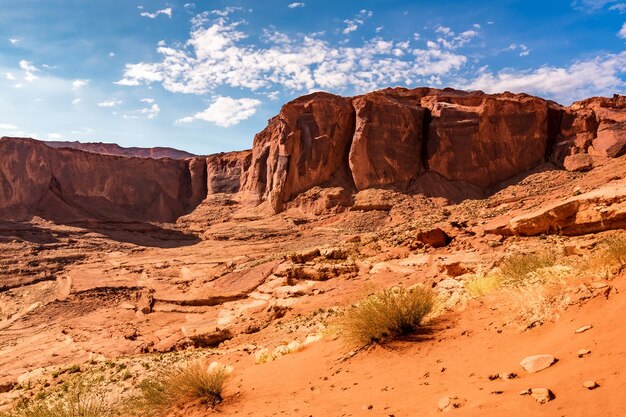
[575, 325, 593, 334]
[530, 388, 555, 404]
[583, 380, 599, 390]
[520, 354, 557, 373]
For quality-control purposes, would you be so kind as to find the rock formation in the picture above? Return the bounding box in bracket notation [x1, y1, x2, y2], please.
[242, 88, 626, 212]
[2, 87, 626, 221]
[0, 138, 206, 223]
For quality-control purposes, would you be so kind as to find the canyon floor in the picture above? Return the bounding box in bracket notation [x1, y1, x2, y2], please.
[1, 156, 625, 417]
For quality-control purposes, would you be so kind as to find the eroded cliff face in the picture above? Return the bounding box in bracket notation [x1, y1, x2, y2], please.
[0, 138, 207, 223]
[2, 88, 625, 221]
[241, 88, 626, 212]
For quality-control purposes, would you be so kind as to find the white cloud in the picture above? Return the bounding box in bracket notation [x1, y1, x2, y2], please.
[570, 0, 626, 11]
[343, 9, 373, 34]
[97, 99, 122, 107]
[505, 43, 531, 57]
[109, 52, 115, 57]
[140, 98, 155, 103]
[140, 7, 173, 19]
[434, 27, 478, 49]
[465, 52, 626, 104]
[116, 15, 476, 95]
[19, 60, 39, 82]
[0, 123, 18, 130]
[610, 2, 626, 11]
[122, 103, 160, 120]
[47, 133, 63, 140]
[9, 38, 19, 44]
[5, 72, 15, 80]
[177, 96, 261, 127]
[288, 2, 305, 8]
[72, 79, 89, 90]
[210, 7, 242, 17]
[72, 98, 81, 105]
[619, 22, 626, 38]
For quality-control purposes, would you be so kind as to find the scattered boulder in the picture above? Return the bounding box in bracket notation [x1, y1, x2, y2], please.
[0, 380, 16, 393]
[583, 380, 599, 390]
[563, 153, 594, 172]
[416, 228, 451, 248]
[521, 388, 555, 404]
[288, 248, 321, 264]
[520, 354, 557, 373]
[577, 349, 591, 358]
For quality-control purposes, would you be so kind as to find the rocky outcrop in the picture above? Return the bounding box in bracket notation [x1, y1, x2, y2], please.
[243, 88, 578, 211]
[423, 91, 561, 187]
[573, 95, 626, 158]
[206, 151, 251, 194]
[349, 92, 425, 190]
[491, 181, 626, 236]
[0, 137, 207, 223]
[241, 88, 626, 213]
[241, 92, 355, 212]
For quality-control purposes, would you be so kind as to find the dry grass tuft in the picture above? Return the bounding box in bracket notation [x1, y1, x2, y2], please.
[498, 252, 556, 287]
[338, 286, 436, 346]
[3, 382, 118, 417]
[603, 235, 626, 267]
[465, 272, 502, 297]
[133, 360, 232, 415]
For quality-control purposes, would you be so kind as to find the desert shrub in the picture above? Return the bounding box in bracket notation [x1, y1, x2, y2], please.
[133, 360, 232, 415]
[338, 286, 436, 346]
[498, 252, 556, 287]
[506, 279, 572, 329]
[465, 272, 502, 297]
[603, 235, 626, 267]
[5, 382, 118, 417]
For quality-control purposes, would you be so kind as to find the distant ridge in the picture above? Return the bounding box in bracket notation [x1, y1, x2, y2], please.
[43, 140, 197, 159]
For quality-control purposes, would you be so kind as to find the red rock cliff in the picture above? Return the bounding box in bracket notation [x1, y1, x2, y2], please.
[3, 88, 624, 221]
[0, 138, 207, 222]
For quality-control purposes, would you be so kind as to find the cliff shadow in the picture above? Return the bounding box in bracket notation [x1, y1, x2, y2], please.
[61, 220, 201, 248]
[0, 221, 62, 244]
[408, 163, 561, 204]
[0, 218, 200, 248]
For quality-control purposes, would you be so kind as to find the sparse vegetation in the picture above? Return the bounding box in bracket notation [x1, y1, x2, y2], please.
[603, 235, 626, 268]
[338, 286, 436, 346]
[3, 381, 119, 417]
[465, 252, 559, 297]
[132, 360, 233, 415]
[498, 252, 556, 287]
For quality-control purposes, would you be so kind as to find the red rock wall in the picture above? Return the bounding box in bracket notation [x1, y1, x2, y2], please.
[206, 150, 251, 194]
[3, 88, 622, 220]
[242, 87, 604, 212]
[0, 138, 208, 222]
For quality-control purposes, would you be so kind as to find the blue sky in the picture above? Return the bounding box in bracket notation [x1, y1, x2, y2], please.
[0, 0, 625, 154]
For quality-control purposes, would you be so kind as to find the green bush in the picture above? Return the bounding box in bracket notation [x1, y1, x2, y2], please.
[339, 286, 436, 346]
